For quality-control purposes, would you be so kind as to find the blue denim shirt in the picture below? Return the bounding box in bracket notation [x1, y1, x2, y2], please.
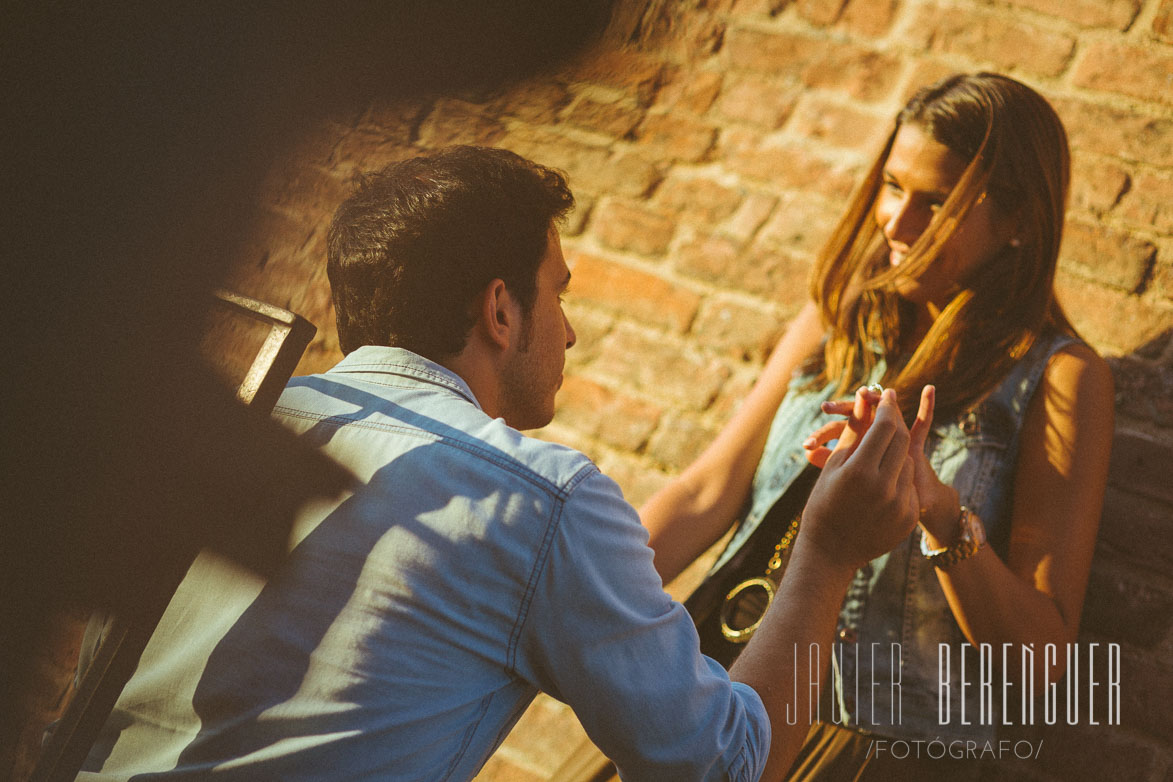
[707, 334, 1077, 742]
[81, 347, 768, 782]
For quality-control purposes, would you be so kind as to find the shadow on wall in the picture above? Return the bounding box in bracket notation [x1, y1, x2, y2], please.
[988, 327, 1173, 781]
[0, 1, 619, 778]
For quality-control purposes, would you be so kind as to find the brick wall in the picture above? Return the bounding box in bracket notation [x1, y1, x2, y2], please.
[222, 0, 1173, 779]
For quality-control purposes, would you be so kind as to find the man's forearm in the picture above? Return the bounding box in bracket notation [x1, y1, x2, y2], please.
[729, 537, 856, 781]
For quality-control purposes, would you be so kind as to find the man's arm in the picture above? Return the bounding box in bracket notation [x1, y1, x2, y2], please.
[521, 470, 770, 782]
[730, 389, 920, 780]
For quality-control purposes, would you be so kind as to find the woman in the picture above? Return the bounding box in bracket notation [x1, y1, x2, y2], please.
[641, 73, 1114, 780]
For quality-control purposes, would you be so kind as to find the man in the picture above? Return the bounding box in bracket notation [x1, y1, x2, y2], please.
[81, 146, 920, 781]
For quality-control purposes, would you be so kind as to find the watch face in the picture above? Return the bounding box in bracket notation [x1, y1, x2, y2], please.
[961, 507, 987, 546]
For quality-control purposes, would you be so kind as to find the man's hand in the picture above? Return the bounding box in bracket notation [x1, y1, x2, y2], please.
[799, 388, 920, 573]
[806, 385, 961, 545]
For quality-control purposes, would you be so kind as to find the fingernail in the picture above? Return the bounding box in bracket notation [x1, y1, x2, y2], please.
[803, 436, 816, 448]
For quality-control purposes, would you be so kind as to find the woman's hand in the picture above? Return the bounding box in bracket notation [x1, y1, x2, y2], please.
[800, 386, 881, 468]
[804, 385, 960, 543]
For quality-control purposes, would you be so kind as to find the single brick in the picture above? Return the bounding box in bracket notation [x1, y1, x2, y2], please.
[590, 198, 677, 256]
[653, 172, 745, 226]
[691, 296, 782, 362]
[486, 79, 572, 125]
[1072, 40, 1173, 107]
[570, 49, 667, 105]
[1108, 428, 1173, 505]
[498, 127, 611, 187]
[798, 44, 903, 103]
[672, 231, 744, 285]
[654, 68, 724, 116]
[562, 94, 643, 138]
[568, 252, 699, 332]
[1119, 170, 1173, 234]
[905, 4, 1076, 77]
[786, 96, 890, 151]
[355, 97, 426, 134]
[795, 0, 842, 27]
[673, 231, 816, 306]
[724, 192, 779, 244]
[730, 0, 789, 16]
[1059, 220, 1156, 293]
[593, 324, 731, 410]
[1154, 252, 1173, 303]
[647, 411, 721, 470]
[720, 128, 862, 199]
[724, 27, 824, 75]
[417, 99, 507, 148]
[329, 129, 418, 174]
[1055, 271, 1173, 354]
[572, 151, 662, 199]
[1003, 0, 1141, 29]
[554, 375, 662, 452]
[1109, 354, 1173, 429]
[1080, 564, 1173, 649]
[1156, 0, 1173, 41]
[757, 192, 843, 256]
[1068, 153, 1130, 216]
[714, 74, 798, 130]
[635, 112, 719, 162]
[1053, 97, 1173, 165]
[838, 0, 900, 38]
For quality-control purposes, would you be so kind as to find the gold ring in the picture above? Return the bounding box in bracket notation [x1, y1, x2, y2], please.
[865, 384, 884, 394]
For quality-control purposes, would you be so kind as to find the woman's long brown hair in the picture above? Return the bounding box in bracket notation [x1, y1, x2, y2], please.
[809, 72, 1078, 422]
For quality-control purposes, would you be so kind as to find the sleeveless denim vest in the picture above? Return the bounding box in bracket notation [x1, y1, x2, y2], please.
[704, 333, 1079, 742]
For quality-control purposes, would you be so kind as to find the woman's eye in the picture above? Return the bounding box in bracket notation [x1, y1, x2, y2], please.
[882, 179, 902, 194]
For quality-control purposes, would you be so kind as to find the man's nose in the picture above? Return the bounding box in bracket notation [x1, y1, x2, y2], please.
[564, 312, 577, 349]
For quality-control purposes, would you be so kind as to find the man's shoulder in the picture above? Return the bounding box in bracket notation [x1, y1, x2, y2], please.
[276, 369, 600, 500]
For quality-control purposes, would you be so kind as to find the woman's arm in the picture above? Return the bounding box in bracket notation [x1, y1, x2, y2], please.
[917, 343, 1114, 681]
[642, 301, 825, 583]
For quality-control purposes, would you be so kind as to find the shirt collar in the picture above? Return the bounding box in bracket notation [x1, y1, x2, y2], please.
[326, 346, 482, 410]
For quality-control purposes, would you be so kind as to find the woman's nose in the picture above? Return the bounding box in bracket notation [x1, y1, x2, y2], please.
[882, 197, 928, 247]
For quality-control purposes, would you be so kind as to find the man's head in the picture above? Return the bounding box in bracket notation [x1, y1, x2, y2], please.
[327, 145, 574, 359]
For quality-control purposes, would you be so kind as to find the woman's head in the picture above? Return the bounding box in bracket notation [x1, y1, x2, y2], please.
[881, 73, 1071, 314]
[811, 73, 1076, 418]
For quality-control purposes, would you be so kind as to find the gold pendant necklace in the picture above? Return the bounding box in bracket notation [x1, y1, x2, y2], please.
[718, 514, 801, 643]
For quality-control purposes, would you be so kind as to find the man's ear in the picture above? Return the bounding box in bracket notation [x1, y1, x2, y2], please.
[477, 278, 519, 352]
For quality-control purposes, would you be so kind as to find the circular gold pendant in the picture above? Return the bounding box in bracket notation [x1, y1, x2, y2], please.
[719, 577, 776, 643]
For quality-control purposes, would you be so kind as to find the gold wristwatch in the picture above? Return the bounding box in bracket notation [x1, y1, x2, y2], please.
[920, 506, 986, 569]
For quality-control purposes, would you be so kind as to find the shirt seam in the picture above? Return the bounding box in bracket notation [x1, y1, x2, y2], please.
[329, 362, 478, 405]
[274, 405, 593, 500]
[505, 464, 599, 674]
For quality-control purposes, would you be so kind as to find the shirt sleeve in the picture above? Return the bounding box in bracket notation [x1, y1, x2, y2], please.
[513, 469, 771, 782]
